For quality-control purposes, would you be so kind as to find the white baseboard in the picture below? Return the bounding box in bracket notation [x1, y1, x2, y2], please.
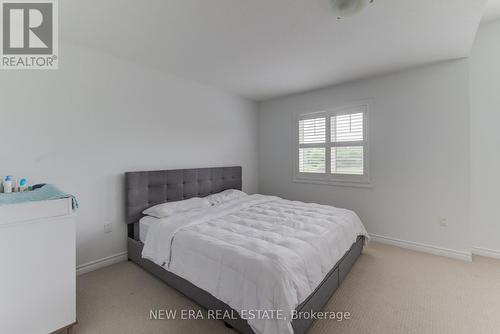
[76, 251, 128, 276]
[369, 233, 472, 262]
[472, 247, 500, 260]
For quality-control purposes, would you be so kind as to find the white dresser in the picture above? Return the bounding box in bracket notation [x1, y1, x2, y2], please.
[0, 198, 76, 334]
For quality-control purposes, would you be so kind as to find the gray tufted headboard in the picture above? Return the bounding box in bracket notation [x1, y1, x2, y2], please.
[125, 166, 242, 231]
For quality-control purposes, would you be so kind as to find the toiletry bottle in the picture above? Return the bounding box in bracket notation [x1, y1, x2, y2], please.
[11, 178, 18, 192]
[19, 179, 28, 192]
[3, 176, 13, 193]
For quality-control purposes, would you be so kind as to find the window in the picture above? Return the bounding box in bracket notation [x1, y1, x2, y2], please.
[295, 103, 369, 186]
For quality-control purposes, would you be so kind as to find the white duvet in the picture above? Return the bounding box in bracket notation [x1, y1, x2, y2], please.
[142, 194, 368, 334]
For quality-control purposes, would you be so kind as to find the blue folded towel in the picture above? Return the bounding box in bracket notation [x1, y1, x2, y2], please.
[0, 184, 79, 209]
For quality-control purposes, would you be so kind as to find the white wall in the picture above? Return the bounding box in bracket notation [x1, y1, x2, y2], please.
[258, 60, 471, 257]
[0, 45, 259, 267]
[470, 21, 500, 257]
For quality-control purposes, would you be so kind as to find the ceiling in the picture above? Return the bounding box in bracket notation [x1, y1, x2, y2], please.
[483, 0, 500, 22]
[62, 0, 487, 101]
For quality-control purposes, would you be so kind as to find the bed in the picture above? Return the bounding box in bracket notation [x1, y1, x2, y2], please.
[125, 166, 367, 334]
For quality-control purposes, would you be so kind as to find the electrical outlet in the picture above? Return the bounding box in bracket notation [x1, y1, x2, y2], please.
[439, 217, 448, 227]
[104, 222, 113, 233]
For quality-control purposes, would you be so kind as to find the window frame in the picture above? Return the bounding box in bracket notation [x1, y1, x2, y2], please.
[293, 101, 371, 188]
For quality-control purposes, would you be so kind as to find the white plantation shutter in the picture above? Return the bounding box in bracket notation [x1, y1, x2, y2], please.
[330, 111, 365, 175]
[296, 104, 369, 184]
[298, 117, 326, 173]
[299, 118, 326, 144]
[299, 148, 325, 173]
[331, 113, 363, 142]
[331, 146, 364, 175]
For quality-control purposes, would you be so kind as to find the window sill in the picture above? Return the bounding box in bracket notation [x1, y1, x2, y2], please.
[293, 176, 373, 188]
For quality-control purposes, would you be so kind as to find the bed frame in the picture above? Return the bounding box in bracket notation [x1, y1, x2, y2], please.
[125, 166, 364, 334]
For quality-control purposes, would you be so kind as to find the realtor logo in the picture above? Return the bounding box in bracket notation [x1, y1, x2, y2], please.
[1, 0, 58, 69]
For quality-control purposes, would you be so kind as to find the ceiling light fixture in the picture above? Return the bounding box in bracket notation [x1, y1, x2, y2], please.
[331, 0, 374, 19]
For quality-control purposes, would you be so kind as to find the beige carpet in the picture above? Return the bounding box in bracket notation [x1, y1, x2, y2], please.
[71, 242, 500, 334]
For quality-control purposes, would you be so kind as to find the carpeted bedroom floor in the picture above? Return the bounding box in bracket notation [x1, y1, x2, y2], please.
[70, 242, 500, 334]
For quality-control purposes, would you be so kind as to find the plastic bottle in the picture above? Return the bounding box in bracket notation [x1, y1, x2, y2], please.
[2, 176, 13, 193]
[19, 179, 28, 192]
[11, 178, 18, 192]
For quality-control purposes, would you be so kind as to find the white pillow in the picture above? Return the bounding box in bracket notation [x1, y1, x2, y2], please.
[142, 197, 210, 218]
[205, 189, 247, 206]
